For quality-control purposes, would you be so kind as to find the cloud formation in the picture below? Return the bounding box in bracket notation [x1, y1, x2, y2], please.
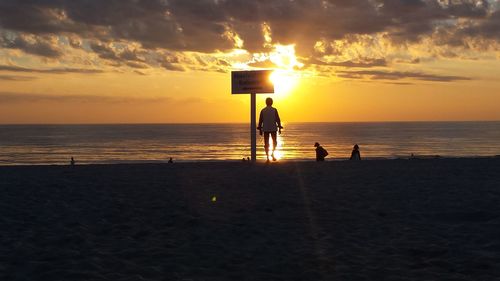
[308, 58, 388, 68]
[0, 33, 61, 57]
[0, 64, 103, 74]
[1, 1, 496, 46]
[0, 75, 36, 81]
[337, 70, 472, 82]
[0, 92, 171, 104]
[0, 0, 498, 77]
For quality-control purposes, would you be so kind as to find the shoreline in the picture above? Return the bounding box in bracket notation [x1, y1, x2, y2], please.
[1, 155, 500, 167]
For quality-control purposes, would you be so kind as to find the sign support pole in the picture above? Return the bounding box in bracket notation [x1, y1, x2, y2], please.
[250, 93, 257, 163]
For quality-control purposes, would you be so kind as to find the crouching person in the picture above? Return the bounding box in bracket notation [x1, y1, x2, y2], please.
[314, 142, 328, 161]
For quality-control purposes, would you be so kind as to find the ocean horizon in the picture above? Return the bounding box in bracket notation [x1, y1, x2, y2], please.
[1, 121, 500, 165]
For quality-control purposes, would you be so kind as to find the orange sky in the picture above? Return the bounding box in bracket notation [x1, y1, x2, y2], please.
[1, 1, 499, 123]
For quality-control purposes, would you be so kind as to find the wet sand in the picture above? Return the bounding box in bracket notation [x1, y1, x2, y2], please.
[1, 158, 500, 280]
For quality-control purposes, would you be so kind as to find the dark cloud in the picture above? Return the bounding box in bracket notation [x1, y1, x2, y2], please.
[89, 42, 119, 60]
[308, 58, 388, 68]
[126, 61, 150, 69]
[0, 91, 171, 104]
[0, 75, 37, 81]
[378, 0, 490, 33]
[383, 81, 415, 85]
[459, 10, 500, 39]
[159, 54, 185, 72]
[0, 1, 77, 34]
[0, 64, 104, 74]
[0, 0, 497, 64]
[0, 33, 61, 57]
[160, 61, 185, 72]
[89, 41, 163, 69]
[337, 70, 472, 82]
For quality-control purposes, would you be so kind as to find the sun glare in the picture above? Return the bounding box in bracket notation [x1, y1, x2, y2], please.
[270, 70, 298, 95]
[268, 44, 303, 96]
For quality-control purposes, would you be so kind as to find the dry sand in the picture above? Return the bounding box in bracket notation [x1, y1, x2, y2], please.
[1, 158, 500, 281]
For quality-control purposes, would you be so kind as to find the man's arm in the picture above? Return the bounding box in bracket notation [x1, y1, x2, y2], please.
[257, 110, 263, 135]
[275, 109, 283, 133]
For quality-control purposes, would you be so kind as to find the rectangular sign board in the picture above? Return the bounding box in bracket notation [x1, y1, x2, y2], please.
[231, 70, 274, 94]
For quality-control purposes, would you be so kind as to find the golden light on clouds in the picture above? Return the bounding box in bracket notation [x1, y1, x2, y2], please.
[269, 44, 303, 70]
[0, 1, 499, 123]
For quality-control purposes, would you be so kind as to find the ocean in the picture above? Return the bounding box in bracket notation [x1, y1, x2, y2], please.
[1, 122, 499, 165]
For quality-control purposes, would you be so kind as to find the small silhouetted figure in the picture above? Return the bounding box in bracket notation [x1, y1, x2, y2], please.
[314, 142, 328, 161]
[242, 157, 246, 162]
[168, 157, 173, 163]
[350, 144, 361, 160]
[257, 97, 283, 162]
[70, 157, 75, 166]
[246, 157, 250, 162]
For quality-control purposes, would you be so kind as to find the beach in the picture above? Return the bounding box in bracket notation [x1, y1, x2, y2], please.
[1, 158, 500, 281]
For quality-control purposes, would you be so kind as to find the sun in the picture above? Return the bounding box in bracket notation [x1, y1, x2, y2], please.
[269, 70, 298, 96]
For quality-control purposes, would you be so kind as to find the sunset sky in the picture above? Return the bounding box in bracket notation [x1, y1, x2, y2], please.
[1, 0, 499, 123]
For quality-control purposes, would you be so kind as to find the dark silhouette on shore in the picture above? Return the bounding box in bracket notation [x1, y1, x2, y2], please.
[168, 157, 173, 163]
[70, 157, 75, 166]
[350, 144, 361, 160]
[257, 97, 283, 162]
[314, 142, 328, 161]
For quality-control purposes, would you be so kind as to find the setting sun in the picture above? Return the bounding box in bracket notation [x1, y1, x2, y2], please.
[270, 70, 299, 95]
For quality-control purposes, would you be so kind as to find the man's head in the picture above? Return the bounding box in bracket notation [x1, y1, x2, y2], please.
[265, 97, 273, 106]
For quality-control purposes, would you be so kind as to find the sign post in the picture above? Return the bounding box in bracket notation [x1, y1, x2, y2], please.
[250, 93, 256, 161]
[231, 70, 274, 163]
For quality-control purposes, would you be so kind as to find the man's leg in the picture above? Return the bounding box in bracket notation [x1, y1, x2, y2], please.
[264, 132, 270, 160]
[270, 132, 277, 161]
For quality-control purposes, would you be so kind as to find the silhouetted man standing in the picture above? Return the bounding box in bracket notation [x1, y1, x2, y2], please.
[257, 97, 283, 162]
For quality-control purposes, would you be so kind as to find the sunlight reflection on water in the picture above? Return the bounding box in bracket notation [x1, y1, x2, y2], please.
[1, 122, 500, 165]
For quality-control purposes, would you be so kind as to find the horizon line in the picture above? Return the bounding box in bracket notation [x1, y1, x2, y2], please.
[1, 120, 500, 126]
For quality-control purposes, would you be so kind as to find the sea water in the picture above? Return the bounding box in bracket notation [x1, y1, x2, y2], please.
[1, 122, 499, 165]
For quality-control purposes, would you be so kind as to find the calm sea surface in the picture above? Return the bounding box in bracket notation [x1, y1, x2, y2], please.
[1, 122, 499, 165]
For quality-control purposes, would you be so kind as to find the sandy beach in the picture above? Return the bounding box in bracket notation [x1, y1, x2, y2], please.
[1, 158, 500, 280]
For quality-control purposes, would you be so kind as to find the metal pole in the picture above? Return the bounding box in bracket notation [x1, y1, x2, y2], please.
[250, 93, 257, 163]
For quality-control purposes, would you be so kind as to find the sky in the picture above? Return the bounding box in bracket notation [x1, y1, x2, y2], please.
[0, 0, 499, 123]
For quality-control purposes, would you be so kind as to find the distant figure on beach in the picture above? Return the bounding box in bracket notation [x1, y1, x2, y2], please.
[314, 142, 328, 161]
[350, 144, 361, 160]
[168, 157, 173, 163]
[257, 97, 283, 162]
[70, 157, 75, 166]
